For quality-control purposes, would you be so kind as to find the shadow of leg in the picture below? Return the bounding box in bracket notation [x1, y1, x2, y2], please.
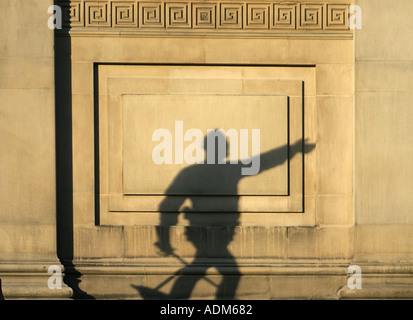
[169, 274, 206, 299]
[216, 274, 241, 299]
[215, 261, 241, 299]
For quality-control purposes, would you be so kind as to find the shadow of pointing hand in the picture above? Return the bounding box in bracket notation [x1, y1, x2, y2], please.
[291, 138, 316, 155]
[304, 139, 316, 154]
[155, 206, 192, 257]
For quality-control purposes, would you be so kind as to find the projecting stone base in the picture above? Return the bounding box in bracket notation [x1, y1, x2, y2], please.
[339, 286, 413, 300]
[65, 260, 350, 300]
[337, 263, 413, 300]
[0, 262, 73, 300]
[62, 261, 413, 300]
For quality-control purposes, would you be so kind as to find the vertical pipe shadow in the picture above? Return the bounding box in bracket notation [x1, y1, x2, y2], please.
[93, 63, 100, 226]
[54, 8, 94, 299]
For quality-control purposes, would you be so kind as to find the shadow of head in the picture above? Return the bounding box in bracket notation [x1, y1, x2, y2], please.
[203, 129, 229, 163]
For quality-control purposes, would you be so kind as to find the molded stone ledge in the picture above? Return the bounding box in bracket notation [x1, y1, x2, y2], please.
[63, 261, 413, 299]
[338, 263, 413, 299]
[1, 284, 72, 300]
[64, 261, 349, 299]
[0, 262, 73, 300]
[68, 260, 350, 276]
[339, 286, 413, 300]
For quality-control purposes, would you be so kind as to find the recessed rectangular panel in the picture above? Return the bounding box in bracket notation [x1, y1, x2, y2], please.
[97, 64, 312, 218]
[122, 94, 288, 196]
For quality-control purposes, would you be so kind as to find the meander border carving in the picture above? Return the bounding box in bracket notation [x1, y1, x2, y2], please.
[58, 1, 353, 36]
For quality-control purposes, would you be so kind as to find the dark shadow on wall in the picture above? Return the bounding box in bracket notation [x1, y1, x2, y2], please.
[133, 132, 315, 299]
[54, 20, 94, 299]
[0, 279, 4, 300]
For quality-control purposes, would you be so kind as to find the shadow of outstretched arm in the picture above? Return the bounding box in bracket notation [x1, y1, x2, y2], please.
[256, 138, 316, 174]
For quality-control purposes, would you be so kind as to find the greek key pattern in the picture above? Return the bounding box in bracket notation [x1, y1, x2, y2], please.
[59, 1, 351, 33]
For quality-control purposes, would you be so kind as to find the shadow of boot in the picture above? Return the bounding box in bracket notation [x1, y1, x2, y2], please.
[131, 285, 171, 300]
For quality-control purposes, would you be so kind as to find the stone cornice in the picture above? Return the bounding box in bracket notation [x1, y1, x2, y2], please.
[57, 1, 354, 38]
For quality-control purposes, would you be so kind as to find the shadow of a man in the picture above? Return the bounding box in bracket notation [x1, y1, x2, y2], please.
[140, 131, 315, 299]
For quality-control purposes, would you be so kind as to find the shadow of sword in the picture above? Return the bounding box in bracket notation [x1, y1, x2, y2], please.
[155, 252, 218, 290]
[131, 252, 219, 299]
